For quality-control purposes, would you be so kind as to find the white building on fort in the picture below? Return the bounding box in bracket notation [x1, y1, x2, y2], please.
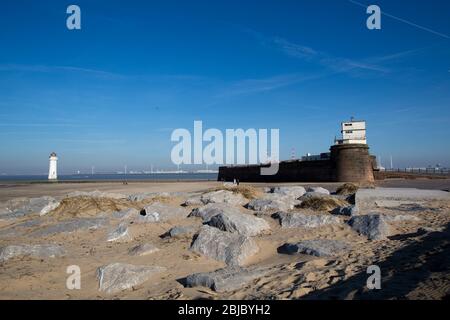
[335, 119, 367, 145]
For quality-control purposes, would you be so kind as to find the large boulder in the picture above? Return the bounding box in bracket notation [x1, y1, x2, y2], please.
[206, 211, 270, 236]
[31, 217, 109, 237]
[200, 190, 247, 206]
[106, 222, 132, 242]
[183, 196, 203, 206]
[190, 226, 259, 266]
[272, 211, 340, 228]
[128, 243, 159, 256]
[306, 187, 330, 195]
[137, 202, 187, 223]
[0, 196, 59, 220]
[348, 214, 390, 240]
[0, 244, 66, 262]
[96, 263, 166, 294]
[278, 239, 351, 257]
[247, 194, 298, 212]
[184, 266, 270, 292]
[188, 203, 239, 222]
[270, 186, 306, 198]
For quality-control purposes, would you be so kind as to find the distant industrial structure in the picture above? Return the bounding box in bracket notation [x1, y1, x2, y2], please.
[218, 119, 376, 183]
[48, 152, 58, 180]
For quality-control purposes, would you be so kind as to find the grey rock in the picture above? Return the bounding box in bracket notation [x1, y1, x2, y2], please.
[273, 211, 340, 228]
[127, 192, 170, 202]
[0, 244, 66, 262]
[183, 196, 203, 206]
[190, 226, 259, 266]
[299, 192, 335, 201]
[112, 208, 139, 220]
[96, 263, 166, 294]
[137, 202, 187, 223]
[200, 190, 247, 206]
[348, 214, 390, 240]
[206, 211, 270, 236]
[331, 205, 359, 216]
[137, 211, 159, 223]
[306, 187, 330, 195]
[39, 201, 60, 216]
[278, 239, 351, 257]
[270, 186, 306, 198]
[247, 195, 298, 212]
[0, 196, 59, 220]
[188, 203, 239, 222]
[107, 222, 132, 242]
[162, 225, 198, 238]
[128, 243, 159, 256]
[185, 266, 270, 292]
[31, 217, 109, 237]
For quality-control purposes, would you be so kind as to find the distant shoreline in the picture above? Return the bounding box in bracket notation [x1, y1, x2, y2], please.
[0, 173, 219, 184]
[0, 179, 218, 185]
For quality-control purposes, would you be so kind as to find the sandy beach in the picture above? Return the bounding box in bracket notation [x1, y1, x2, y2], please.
[0, 179, 449, 300]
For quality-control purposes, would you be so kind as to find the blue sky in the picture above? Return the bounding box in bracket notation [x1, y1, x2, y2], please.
[0, 0, 449, 174]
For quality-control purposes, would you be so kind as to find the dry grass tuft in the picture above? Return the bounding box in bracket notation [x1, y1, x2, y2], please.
[299, 196, 348, 211]
[213, 185, 262, 200]
[335, 183, 359, 195]
[50, 197, 135, 218]
[49, 195, 172, 218]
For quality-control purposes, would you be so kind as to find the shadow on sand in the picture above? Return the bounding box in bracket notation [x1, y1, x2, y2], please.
[302, 222, 450, 300]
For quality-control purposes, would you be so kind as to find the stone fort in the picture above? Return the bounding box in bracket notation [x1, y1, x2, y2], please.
[218, 119, 376, 183]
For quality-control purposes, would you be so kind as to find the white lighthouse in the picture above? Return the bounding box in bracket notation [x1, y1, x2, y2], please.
[48, 152, 58, 180]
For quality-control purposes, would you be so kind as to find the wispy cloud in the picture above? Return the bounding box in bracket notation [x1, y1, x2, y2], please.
[11, 138, 128, 144]
[274, 37, 388, 73]
[246, 29, 425, 76]
[216, 72, 328, 98]
[348, 0, 450, 40]
[0, 123, 93, 127]
[0, 64, 123, 78]
[262, 34, 389, 74]
[214, 29, 425, 99]
[0, 64, 214, 83]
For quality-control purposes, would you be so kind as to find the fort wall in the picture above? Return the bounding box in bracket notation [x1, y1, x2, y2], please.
[218, 144, 375, 183]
